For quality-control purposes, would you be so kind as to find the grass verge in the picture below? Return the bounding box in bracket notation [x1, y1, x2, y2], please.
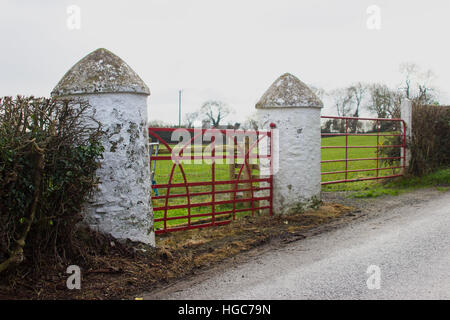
[351, 167, 450, 198]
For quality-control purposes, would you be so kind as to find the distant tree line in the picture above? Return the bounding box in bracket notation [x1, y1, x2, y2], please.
[321, 63, 440, 133]
[152, 62, 442, 134]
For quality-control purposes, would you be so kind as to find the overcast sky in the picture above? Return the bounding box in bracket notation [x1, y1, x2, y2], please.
[1, 0, 449, 123]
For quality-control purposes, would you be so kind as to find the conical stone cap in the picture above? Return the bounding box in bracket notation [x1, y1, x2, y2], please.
[52, 48, 150, 96]
[256, 73, 322, 109]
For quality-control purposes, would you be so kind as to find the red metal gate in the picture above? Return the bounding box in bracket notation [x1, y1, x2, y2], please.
[148, 127, 274, 234]
[321, 116, 406, 185]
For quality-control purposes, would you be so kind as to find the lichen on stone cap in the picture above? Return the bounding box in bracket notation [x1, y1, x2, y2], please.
[256, 73, 323, 109]
[51, 48, 150, 97]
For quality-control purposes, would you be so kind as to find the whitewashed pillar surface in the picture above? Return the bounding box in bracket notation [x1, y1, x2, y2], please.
[51, 48, 154, 245]
[256, 73, 323, 215]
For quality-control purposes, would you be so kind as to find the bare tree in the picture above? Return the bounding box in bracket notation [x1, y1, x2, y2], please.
[367, 84, 397, 118]
[366, 83, 403, 131]
[330, 88, 353, 117]
[309, 85, 326, 101]
[241, 112, 259, 130]
[329, 88, 354, 133]
[399, 62, 437, 105]
[183, 111, 199, 128]
[200, 100, 232, 128]
[399, 62, 418, 100]
[346, 83, 368, 133]
[348, 82, 367, 117]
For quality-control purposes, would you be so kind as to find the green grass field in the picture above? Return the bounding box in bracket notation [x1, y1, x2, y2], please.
[151, 145, 266, 231]
[321, 134, 402, 191]
[350, 166, 450, 198]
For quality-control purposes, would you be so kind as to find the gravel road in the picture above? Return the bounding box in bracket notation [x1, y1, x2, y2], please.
[144, 189, 450, 300]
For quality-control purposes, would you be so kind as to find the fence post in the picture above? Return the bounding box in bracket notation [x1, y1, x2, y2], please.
[255, 73, 323, 215]
[51, 48, 155, 246]
[400, 99, 412, 172]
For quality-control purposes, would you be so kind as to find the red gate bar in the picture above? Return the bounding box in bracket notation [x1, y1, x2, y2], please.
[321, 116, 406, 185]
[321, 145, 404, 149]
[322, 156, 402, 163]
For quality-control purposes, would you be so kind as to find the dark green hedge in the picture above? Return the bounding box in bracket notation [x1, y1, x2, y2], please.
[409, 104, 450, 175]
[379, 104, 449, 176]
[0, 96, 104, 274]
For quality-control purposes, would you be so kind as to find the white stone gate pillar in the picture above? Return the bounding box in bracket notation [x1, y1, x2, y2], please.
[256, 73, 323, 214]
[51, 48, 154, 246]
[400, 99, 413, 172]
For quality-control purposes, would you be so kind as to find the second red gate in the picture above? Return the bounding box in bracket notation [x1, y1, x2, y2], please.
[321, 116, 407, 185]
